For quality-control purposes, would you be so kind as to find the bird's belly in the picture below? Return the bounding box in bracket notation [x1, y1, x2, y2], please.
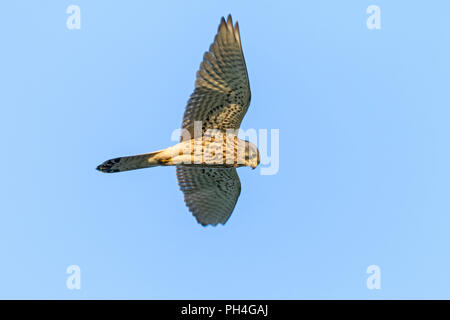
[170, 138, 245, 167]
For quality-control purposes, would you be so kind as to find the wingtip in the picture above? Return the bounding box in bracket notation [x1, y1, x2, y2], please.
[198, 220, 222, 227]
[192, 211, 227, 227]
[226, 14, 233, 30]
[234, 21, 241, 44]
[219, 16, 227, 30]
[219, 14, 241, 44]
[220, 14, 235, 31]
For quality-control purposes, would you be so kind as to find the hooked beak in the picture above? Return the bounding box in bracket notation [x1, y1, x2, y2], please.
[255, 152, 261, 169]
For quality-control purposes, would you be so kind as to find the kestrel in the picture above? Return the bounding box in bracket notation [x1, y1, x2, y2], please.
[97, 15, 259, 226]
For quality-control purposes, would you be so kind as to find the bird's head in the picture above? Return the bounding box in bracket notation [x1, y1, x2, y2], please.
[244, 141, 260, 169]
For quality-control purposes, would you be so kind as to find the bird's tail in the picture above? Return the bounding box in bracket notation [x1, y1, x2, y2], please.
[96, 150, 168, 173]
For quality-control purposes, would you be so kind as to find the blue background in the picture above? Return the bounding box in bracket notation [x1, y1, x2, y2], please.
[1, 1, 449, 299]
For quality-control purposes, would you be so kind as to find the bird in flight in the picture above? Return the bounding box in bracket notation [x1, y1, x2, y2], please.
[97, 15, 259, 226]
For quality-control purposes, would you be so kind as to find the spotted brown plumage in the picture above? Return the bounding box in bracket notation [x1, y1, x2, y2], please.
[97, 15, 259, 227]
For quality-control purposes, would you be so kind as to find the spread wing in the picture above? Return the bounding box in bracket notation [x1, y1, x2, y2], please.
[180, 14, 251, 141]
[176, 166, 241, 226]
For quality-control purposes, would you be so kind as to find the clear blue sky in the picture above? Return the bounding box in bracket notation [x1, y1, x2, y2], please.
[1, 1, 450, 299]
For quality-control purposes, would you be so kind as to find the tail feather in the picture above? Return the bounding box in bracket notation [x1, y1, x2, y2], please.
[97, 151, 163, 173]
